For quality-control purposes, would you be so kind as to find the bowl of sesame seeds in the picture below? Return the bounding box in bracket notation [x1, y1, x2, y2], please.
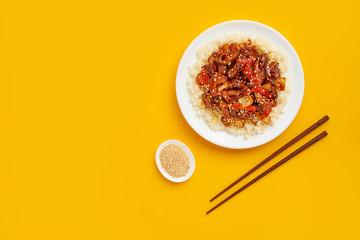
[155, 140, 195, 182]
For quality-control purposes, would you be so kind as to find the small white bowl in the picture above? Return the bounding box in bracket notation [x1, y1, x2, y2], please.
[155, 140, 195, 183]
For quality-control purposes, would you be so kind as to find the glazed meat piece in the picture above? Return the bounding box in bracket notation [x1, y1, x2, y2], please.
[202, 94, 221, 110]
[209, 74, 227, 94]
[202, 64, 216, 77]
[221, 116, 232, 126]
[237, 110, 250, 120]
[221, 107, 232, 126]
[266, 62, 281, 80]
[208, 51, 220, 65]
[230, 79, 247, 91]
[271, 86, 278, 100]
[229, 108, 238, 117]
[240, 43, 259, 58]
[259, 54, 268, 67]
[218, 64, 227, 75]
[219, 43, 239, 65]
[196, 41, 286, 127]
[227, 62, 242, 79]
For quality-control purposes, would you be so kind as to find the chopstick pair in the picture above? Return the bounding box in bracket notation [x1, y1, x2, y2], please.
[206, 115, 329, 215]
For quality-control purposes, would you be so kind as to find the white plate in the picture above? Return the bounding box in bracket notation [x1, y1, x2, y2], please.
[155, 140, 195, 183]
[176, 20, 304, 149]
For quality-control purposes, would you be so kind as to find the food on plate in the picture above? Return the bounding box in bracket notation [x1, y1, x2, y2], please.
[188, 33, 290, 137]
[196, 41, 286, 127]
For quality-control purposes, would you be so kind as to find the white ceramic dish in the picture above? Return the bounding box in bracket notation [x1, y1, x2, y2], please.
[176, 20, 304, 149]
[155, 140, 195, 183]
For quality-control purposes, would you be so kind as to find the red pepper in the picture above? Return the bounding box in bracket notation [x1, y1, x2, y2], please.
[251, 87, 272, 99]
[253, 62, 260, 86]
[196, 69, 209, 87]
[244, 106, 257, 112]
[261, 102, 272, 119]
[219, 45, 230, 56]
[210, 92, 221, 97]
[201, 68, 209, 84]
[237, 58, 261, 86]
[209, 77, 217, 94]
[243, 64, 253, 81]
[242, 87, 273, 99]
[202, 75, 209, 85]
[227, 103, 256, 112]
[236, 58, 255, 65]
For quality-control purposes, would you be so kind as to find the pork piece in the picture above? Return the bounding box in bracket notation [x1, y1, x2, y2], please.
[253, 101, 272, 122]
[219, 43, 239, 65]
[230, 79, 247, 92]
[208, 51, 220, 65]
[221, 116, 233, 126]
[226, 90, 241, 96]
[230, 94, 242, 103]
[202, 64, 216, 77]
[212, 95, 222, 105]
[265, 62, 281, 80]
[221, 91, 232, 103]
[237, 110, 250, 120]
[254, 104, 263, 114]
[222, 108, 231, 118]
[219, 44, 230, 56]
[218, 64, 227, 75]
[209, 74, 227, 94]
[233, 119, 245, 128]
[249, 112, 260, 125]
[230, 79, 242, 88]
[221, 90, 241, 104]
[196, 64, 217, 87]
[259, 54, 268, 67]
[260, 83, 277, 100]
[230, 108, 246, 127]
[271, 86, 278, 100]
[221, 107, 233, 126]
[229, 108, 238, 117]
[258, 70, 266, 83]
[219, 52, 238, 65]
[202, 94, 221, 110]
[227, 62, 242, 79]
[261, 103, 272, 121]
[217, 82, 230, 92]
[240, 43, 259, 58]
[254, 91, 264, 103]
[214, 74, 227, 84]
[229, 43, 238, 53]
[249, 46, 259, 58]
[257, 54, 268, 84]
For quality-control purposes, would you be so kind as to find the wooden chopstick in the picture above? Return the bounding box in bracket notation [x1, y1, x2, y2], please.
[210, 115, 329, 202]
[206, 131, 328, 215]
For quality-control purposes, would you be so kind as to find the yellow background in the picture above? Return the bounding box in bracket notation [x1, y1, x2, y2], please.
[1, 0, 359, 239]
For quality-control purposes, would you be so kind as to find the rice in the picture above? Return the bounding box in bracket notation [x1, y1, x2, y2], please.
[187, 32, 291, 138]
